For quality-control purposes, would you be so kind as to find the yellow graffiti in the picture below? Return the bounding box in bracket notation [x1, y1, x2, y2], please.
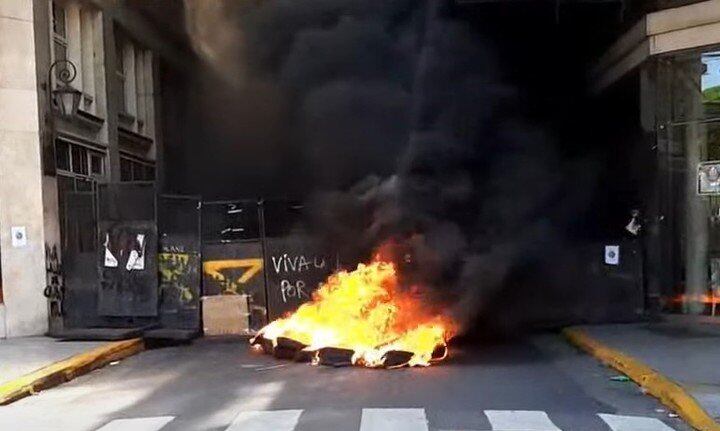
[203, 258, 264, 294]
[159, 252, 194, 303]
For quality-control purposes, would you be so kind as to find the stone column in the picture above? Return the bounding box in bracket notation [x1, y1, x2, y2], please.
[0, 0, 49, 336]
[682, 59, 709, 315]
[102, 13, 121, 182]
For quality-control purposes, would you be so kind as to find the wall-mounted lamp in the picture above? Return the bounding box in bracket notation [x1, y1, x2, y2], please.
[49, 59, 81, 118]
[43, 59, 80, 175]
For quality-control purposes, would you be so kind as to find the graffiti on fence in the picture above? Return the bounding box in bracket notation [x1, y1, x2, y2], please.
[159, 246, 199, 304]
[202, 258, 264, 295]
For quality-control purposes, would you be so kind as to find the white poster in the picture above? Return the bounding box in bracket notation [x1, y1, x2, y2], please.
[125, 234, 146, 271]
[604, 245, 620, 266]
[698, 161, 720, 195]
[103, 233, 118, 267]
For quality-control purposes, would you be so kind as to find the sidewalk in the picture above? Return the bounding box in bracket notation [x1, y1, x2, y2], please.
[0, 336, 143, 405]
[0, 337, 105, 385]
[567, 315, 720, 425]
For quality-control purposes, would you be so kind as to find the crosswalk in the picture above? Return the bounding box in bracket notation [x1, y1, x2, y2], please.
[94, 409, 681, 431]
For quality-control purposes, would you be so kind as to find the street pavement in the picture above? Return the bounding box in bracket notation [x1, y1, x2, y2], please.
[0, 333, 692, 431]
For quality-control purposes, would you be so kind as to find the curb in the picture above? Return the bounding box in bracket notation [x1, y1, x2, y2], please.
[0, 338, 144, 405]
[563, 327, 720, 431]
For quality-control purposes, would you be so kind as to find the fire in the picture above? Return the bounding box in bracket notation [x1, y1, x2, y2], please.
[672, 293, 720, 305]
[250, 259, 456, 368]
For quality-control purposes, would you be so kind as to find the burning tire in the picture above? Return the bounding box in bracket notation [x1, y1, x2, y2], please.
[249, 260, 454, 369]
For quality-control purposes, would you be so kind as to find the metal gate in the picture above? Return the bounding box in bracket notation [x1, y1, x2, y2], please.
[261, 200, 336, 320]
[61, 189, 100, 328]
[201, 200, 268, 331]
[96, 183, 158, 317]
[157, 194, 202, 330]
[57, 186, 335, 336]
[199, 200, 337, 326]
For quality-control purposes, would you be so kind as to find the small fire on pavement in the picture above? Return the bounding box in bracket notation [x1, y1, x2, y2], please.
[672, 293, 720, 305]
[250, 258, 456, 368]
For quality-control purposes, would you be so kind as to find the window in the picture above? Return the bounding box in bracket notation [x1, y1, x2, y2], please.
[90, 153, 103, 175]
[120, 155, 155, 182]
[79, 8, 98, 111]
[703, 52, 720, 118]
[120, 157, 131, 181]
[114, 28, 155, 138]
[135, 49, 146, 133]
[51, 2, 68, 75]
[115, 29, 126, 114]
[71, 145, 88, 175]
[55, 139, 70, 171]
[50, 2, 102, 115]
[55, 138, 105, 178]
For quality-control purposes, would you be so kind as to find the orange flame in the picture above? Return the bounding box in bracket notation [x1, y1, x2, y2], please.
[252, 259, 457, 368]
[672, 293, 720, 305]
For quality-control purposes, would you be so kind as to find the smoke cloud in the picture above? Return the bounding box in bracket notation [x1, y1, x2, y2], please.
[182, 0, 597, 335]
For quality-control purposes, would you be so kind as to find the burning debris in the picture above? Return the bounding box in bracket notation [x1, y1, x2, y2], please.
[250, 259, 456, 368]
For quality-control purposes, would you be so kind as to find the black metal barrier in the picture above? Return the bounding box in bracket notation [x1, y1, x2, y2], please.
[200, 200, 335, 329]
[57, 182, 643, 337]
[158, 195, 202, 331]
[58, 183, 334, 336]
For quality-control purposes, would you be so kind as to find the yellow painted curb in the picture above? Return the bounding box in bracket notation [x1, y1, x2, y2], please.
[563, 327, 720, 431]
[0, 338, 144, 405]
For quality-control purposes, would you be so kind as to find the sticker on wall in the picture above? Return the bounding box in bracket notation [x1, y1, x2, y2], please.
[11, 226, 27, 248]
[604, 245, 620, 266]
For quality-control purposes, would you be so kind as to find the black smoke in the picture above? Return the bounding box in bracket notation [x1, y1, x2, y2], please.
[180, 0, 609, 335]
[305, 1, 587, 332]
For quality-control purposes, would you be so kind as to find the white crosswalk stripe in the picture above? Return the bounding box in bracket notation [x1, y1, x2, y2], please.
[484, 410, 562, 431]
[599, 413, 678, 431]
[226, 409, 303, 431]
[359, 408, 429, 431]
[89, 409, 682, 431]
[95, 416, 175, 431]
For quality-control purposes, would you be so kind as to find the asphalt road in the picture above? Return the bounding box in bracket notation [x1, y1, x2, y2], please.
[0, 333, 692, 431]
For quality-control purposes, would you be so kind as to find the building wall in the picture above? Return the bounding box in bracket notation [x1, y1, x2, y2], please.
[0, 0, 191, 337]
[0, 0, 50, 337]
[595, 0, 720, 313]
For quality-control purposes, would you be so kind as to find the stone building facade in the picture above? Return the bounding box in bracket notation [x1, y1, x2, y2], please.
[0, 0, 189, 337]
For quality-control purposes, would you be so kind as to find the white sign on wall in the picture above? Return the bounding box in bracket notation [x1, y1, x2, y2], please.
[11, 226, 27, 248]
[698, 161, 720, 195]
[604, 245, 620, 266]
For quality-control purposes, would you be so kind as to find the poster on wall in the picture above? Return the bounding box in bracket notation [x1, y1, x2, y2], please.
[97, 222, 158, 317]
[698, 161, 720, 195]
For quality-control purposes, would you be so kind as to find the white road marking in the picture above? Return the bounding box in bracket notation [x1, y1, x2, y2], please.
[95, 416, 174, 431]
[360, 408, 429, 431]
[88, 409, 681, 431]
[484, 410, 562, 431]
[599, 413, 677, 431]
[225, 409, 303, 431]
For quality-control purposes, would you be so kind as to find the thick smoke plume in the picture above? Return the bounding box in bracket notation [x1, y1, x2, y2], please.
[184, 0, 594, 335]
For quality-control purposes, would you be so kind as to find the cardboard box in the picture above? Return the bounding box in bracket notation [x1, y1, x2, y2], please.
[201, 295, 250, 336]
